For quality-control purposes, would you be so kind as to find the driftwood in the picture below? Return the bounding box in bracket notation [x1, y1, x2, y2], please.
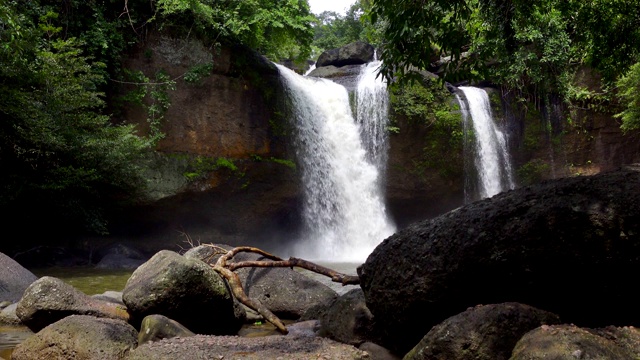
[202, 245, 360, 334]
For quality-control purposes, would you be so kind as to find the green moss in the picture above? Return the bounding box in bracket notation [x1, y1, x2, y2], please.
[183, 156, 239, 180]
[390, 77, 464, 181]
[516, 159, 551, 186]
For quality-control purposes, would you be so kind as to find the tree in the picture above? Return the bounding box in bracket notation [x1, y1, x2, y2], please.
[0, 2, 152, 237]
[616, 62, 640, 132]
[155, 0, 315, 62]
[368, 0, 640, 122]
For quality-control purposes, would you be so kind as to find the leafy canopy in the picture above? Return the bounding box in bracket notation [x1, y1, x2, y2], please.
[368, 0, 640, 129]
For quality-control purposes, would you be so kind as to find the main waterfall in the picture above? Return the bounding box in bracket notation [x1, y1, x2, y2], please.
[458, 86, 515, 200]
[276, 64, 395, 262]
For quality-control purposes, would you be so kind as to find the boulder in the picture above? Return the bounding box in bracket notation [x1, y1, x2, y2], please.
[95, 253, 146, 270]
[0, 303, 20, 325]
[16, 276, 129, 332]
[358, 165, 640, 353]
[318, 288, 379, 346]
[403, 303, 561, 360]
[306, 64, 363, 91]
[122, 250, 244, 335]
[0, 252, 38, 303]
[138, 314, 195, 346]
[359, 342, 401, 360]
[127, 334, 369, 360]
[316, 41, 375, 68]
[11, 315, 137, 360]
[185, 244, 338, 319]
[92, 290, 124, 305]
[510, 324, 639, 359]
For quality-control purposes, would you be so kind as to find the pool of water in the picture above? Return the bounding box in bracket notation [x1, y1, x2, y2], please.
[29, 267, 134, 295]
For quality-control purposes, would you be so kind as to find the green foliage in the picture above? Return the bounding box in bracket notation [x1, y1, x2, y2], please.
[184, 156, 239, 180]
[155, 0, 314, 62]
[119, 69, 176, 144]
[368, 0, 640, 131]
[0, 1, 152, 235]
[616, 62, 640, 132]
[516, 159, 551, 186]
[184, 62, 214, 84]
[310, 0, 384, 57]
[390, 77, 464, 180]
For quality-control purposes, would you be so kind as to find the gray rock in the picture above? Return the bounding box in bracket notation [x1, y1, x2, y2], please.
[16, 276, 129, 332]
[186, 245, 339, 319]
[306, 64, 363, 91]
[358, 166, 640, 353]
[403, 302, 561, 360]
[95, 253, 146, 270]
[316, 41, 375, 68]
[11, 315, 137, 360]
[122, 250, 244, 335]
[511, 324, 638, 359]
[127, 334, 369, 360]
[359, 342, 400, 360]
[318, 288, 379, 346]
[0, 252, 38, 303]
[92, 290, 124, 305]
[138, 314, 195, 346]
[0, 303, 21, 325]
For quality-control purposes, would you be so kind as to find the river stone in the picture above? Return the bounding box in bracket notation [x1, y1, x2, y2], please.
[316, 41, 375, 68]
[138, 314, 195, 346]
[16, 276, 129, 332]
[510, 324, 638, 359]
[185, 244, 339, 319]
[0, 303, 20, 325]
[11, 315, 137, 360]
[403, 302, 561, 360]
[0, 252, 37, 303]
[358, 165, 640, 353]
[127, 334, 369, 360]
[122, 250, 244, 335]
[318, 288, 380, 346]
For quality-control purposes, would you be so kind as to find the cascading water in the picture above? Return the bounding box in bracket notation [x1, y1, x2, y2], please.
[458, 86, 515, 200]
[355, 60, 390, 175]
[276, 64, 395, 262]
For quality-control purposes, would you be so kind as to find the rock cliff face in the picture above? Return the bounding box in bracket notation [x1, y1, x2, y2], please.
[103, 33, 302, 253]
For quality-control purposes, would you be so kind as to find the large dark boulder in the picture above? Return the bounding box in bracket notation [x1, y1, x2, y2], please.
[11, 315, 137, 360]
[316, 41, 375, 68]
[0, 252, 38, 303]
[122, 250, 244, 335]
[318, 289, 379, 347]
[404, 302, 561, 360]
[358, 165, 640, 353]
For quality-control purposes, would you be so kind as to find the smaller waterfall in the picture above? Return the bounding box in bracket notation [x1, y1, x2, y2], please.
[355, 60, 390, 174]
[458, 86, 515, 200]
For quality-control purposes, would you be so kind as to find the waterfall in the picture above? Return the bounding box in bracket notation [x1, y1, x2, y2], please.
[355, 60, 390, 175]
[458, 86, 515, 200]
[276, 64, 395, 262]
[303, 64, 316, 76]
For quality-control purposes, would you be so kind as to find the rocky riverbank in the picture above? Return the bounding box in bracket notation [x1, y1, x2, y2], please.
[2, 165, 640, 360]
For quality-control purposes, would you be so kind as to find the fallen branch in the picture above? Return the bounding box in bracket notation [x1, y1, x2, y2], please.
[201, 244, 360, 334]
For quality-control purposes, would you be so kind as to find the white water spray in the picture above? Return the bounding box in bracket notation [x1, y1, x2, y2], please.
[458, 86, 515, 199]
[355, 60, 390, 174]
[276, 64, 395, 262]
